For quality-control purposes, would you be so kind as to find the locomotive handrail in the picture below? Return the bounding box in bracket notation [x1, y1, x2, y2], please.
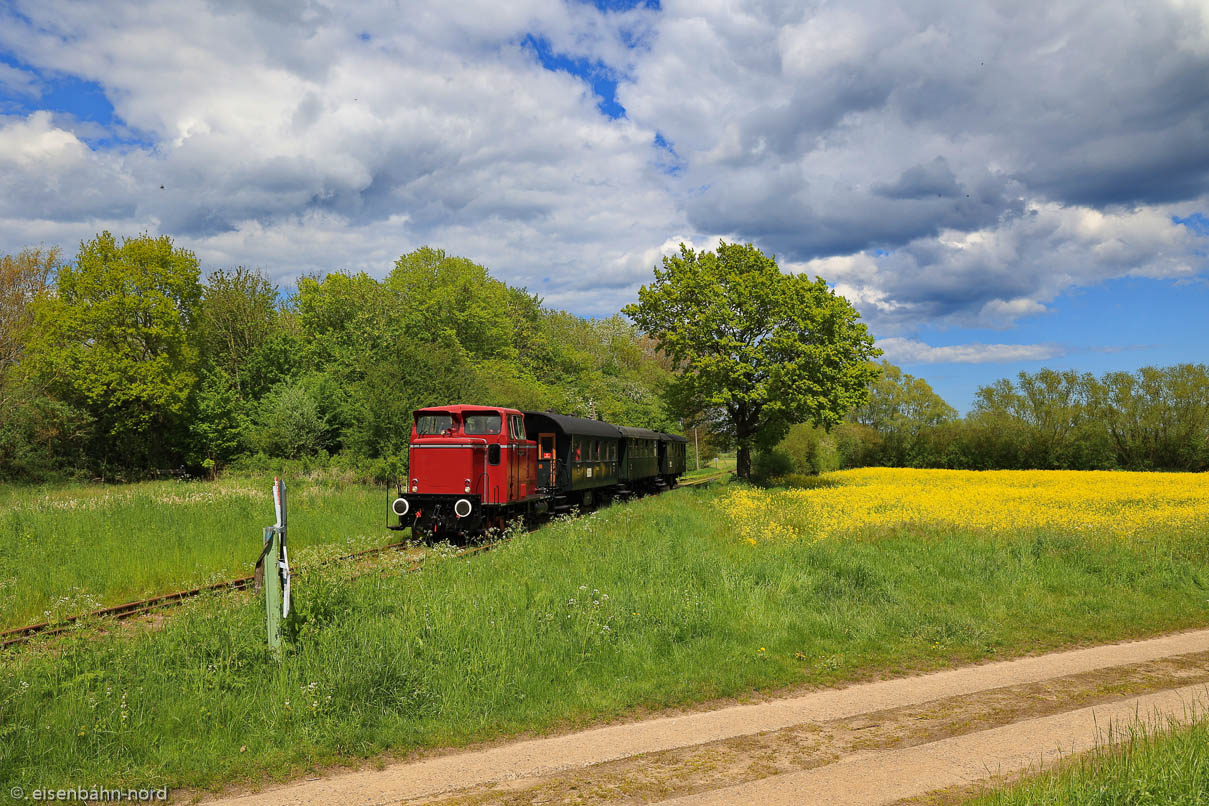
[410, 438, 489, 448]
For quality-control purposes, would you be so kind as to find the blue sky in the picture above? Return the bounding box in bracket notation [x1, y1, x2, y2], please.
[905, 275, 1209, 410]
[1, 0, 1207, 411]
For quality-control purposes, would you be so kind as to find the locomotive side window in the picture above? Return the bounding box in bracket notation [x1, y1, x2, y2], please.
[416, 413, 454, 435]
[488, 444, 501, 465]
[464, 413, 501, 435]
[508, 414, 526, 440]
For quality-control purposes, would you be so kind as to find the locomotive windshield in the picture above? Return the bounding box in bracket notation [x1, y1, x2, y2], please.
[463, 412, 502, 435]
[416, 413, 454, 435]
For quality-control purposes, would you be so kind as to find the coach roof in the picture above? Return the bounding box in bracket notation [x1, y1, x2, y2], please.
[523, 411, 622, 439]
[616, 425, 665, 440]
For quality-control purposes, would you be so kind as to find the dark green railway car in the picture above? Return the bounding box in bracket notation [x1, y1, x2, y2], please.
[522, 411, 621, 501]
[660, 432, 688, 480]
[618, 426, 663, 488]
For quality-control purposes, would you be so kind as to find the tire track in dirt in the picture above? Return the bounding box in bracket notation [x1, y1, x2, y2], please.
[204, 628, 1209, 806]
[422, 650, 1209, 806]
[655, 683, 1208, 806]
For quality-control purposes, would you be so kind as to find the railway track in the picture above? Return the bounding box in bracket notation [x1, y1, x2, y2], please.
[1, 471, 726, 652]
[0, 540, 415, 650]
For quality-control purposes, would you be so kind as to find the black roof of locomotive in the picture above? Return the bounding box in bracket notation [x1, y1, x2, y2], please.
[522, 411, 622, 439]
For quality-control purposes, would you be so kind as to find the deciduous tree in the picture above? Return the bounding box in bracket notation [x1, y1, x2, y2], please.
[0, 247, 59, 409]
[25, 232, 202, 470]
[624, 242, 879, 479]
[198, 266, 279, 398]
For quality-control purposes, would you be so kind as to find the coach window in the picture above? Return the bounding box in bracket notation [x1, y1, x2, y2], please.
[574, 438, 582, 462]
[593, 439, 600, 460]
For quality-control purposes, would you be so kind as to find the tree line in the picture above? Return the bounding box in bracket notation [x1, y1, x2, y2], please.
[0, 233, 678, 482]
[3, 233, 1203, 484]
[759, 362, 1209, 477]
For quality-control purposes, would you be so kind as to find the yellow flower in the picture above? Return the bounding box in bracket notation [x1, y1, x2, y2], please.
[716, 468, 1209, 543]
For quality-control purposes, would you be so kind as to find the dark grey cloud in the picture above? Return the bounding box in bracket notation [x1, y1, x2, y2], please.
[874, 158, 960, 200]
[626, 0, 1209, 267]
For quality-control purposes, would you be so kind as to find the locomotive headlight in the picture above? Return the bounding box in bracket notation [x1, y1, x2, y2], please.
[391, 497, 409, 517]
[411, 478, 418, 492]
[464, 478, 471, 493]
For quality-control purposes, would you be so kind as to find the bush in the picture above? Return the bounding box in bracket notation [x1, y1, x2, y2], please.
[247, 381, 330, 458]
[775, 423, 842, 475]
[225, 450, 405, 486]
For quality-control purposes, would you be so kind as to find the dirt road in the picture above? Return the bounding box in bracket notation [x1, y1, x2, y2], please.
[207, 629, 1209, 806]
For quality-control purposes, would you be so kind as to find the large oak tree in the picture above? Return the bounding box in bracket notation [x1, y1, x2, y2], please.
[624, 242, 879, 479]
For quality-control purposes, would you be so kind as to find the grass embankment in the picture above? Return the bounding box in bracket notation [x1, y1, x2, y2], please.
[3, 469, 1208, 793]
[0, 476, 390, 629]
[978, 714, 1209, 804]
[682, 454, 735, 480]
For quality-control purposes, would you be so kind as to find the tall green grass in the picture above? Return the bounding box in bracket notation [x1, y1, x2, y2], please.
[0, 475, 391, 629]
[978, 712, 1209, 804]
[2, 479, 1207, 793]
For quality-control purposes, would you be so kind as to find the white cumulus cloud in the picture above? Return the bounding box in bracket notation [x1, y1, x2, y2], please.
[877, 338, 1066, 364]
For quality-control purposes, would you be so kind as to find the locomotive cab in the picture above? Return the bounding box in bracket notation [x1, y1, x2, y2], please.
[390, 405, 537, 541]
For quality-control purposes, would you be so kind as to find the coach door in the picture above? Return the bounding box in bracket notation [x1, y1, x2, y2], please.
[537, 433, 555, 489]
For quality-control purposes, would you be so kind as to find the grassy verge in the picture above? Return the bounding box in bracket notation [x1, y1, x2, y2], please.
[976, 713, 1209, 804]
[2, 476, 1207, 793]
[683, 454, 735, 479]
[0, 475, 391, 629]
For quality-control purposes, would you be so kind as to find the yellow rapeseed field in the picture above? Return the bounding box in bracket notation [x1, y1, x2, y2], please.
[719, 468, 1209, 544]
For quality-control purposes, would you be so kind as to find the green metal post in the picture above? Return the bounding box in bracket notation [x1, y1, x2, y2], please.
[264, 525, 282, 657]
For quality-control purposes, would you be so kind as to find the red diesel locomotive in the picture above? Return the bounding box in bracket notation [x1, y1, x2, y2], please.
[389, 404, 687, 541]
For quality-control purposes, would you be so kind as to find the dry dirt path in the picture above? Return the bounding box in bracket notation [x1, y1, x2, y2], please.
[206, 629, 1209, 806]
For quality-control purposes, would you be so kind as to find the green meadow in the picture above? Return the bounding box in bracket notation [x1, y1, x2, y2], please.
[0, 476, 392, 630]
[3, 475, 1208, 794]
